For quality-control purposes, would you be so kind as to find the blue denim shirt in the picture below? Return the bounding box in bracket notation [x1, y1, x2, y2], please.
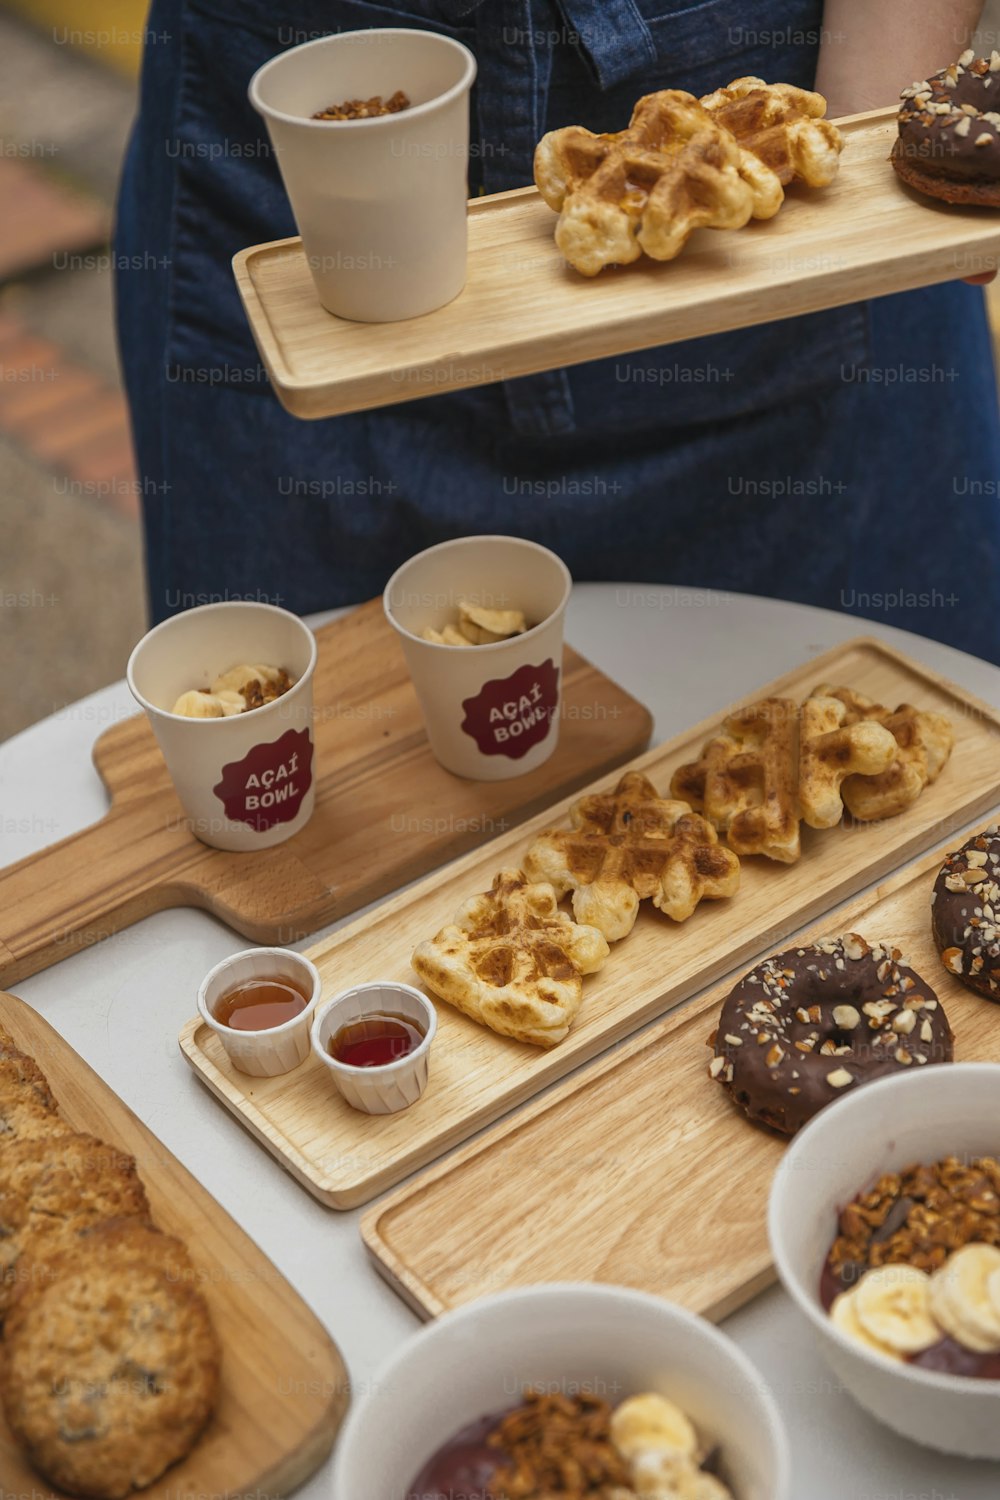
[116, 0, 1000, 660]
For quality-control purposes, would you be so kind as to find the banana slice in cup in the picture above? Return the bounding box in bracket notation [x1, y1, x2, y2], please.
[457, 600, 527, 644]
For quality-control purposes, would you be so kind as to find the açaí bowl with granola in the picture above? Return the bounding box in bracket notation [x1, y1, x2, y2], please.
[331, 1284, 790, 1499]
[770, 1063, 1000, 1457]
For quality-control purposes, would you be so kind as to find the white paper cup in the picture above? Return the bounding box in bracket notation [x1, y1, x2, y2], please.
[197, 947, 322, 1078]
[249, 29, 477, 323]
[127, 601, 317, 851]
[311, 981, 436, 1115]
[384, 536, 572, 781]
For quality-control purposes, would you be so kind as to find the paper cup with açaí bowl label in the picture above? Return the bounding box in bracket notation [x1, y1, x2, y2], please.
[384, 536, 572, 780]
[126, 602, 317, 851]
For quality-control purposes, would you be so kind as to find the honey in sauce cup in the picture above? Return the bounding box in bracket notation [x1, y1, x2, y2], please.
[311, 981, 437, 1115]
[197, 947, 322, 1078]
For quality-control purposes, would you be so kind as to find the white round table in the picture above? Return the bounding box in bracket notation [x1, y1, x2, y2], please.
[3, 585, 999, 1499]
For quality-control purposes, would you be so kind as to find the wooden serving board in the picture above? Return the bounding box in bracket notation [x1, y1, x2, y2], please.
[0, 991, 348, 1497]
[179, 637, 1000, 1210]
[361, 832, 1000, 1321]
[234, 109, 1000, 421]
[0, 599, 651, 986]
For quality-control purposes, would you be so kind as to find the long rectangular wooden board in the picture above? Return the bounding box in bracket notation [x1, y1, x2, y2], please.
[0, 598, 651, 985]
[360, 832, 1000, 1320]
[234, 109, 1000, 420]
[179, 637, 1000, 1209]
[0, 991, 348, 1497]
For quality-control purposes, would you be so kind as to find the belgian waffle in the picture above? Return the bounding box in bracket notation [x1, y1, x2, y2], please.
[411, 868, 610, 1047]
[534, 89, 784, 276]
[523, 771, 740, 941]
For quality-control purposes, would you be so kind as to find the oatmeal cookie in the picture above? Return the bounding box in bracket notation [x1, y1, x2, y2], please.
[0, 1134, 151, 1314]
[0, 1052, 68, 1144]
[2, 1221, 220, 1499]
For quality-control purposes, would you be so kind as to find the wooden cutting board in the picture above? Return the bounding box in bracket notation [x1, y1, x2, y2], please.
[179, 637, 1000, 1210]
[0, 599, 651, 986]
[234, 109, 1000, 420]
[361, 831, 1000, 1320]
[0, 991, 348, 1497]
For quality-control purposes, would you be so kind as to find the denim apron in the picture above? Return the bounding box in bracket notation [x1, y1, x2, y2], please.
[116, 0, 1000, 662]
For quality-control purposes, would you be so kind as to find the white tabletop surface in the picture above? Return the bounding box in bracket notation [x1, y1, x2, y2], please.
[3, 584, 1000, 1500]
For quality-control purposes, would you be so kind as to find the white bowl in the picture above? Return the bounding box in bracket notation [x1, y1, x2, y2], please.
[311, 981, 436, 1115]
[769, 1062, 1000, 1458]
[331, 1284, 790, 1499]
[197, 947, 321, 1077]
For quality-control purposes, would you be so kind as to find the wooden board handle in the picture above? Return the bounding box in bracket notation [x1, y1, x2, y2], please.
[0, 805, 190, 984]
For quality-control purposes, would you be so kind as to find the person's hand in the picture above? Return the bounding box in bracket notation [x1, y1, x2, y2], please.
[964, 271, 998, 285]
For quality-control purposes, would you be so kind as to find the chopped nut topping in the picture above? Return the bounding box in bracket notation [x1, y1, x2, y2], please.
[826, 1068, 853, 1089]
[489, 1390, 633, 1497]
[241, 668, 294, 710]
[941, 947, 964, 975]
[312, 89, 411, 121]
[829, 1156, 1000, 1279]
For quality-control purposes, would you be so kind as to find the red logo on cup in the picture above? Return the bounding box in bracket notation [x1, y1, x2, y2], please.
[213, 727, 313, 831]
[460, 660, 559, 760]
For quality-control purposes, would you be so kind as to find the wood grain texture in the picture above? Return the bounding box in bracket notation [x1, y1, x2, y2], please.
[0, 599, 651, 986]
[232, 109, 1000, 420]
[360, 833, 1000, 1322]
[0, 991, 348, 1498]
[179, 637, 1000, 1210]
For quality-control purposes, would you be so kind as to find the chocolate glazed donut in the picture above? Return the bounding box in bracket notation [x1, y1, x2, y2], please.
[709, 933, 953, 1135]
[892, 50, 1000, 204]
[932, 824, 1000, 1000]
